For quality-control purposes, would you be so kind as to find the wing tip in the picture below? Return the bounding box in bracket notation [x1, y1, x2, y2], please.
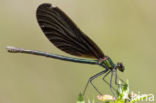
[38, 3, 56, 9]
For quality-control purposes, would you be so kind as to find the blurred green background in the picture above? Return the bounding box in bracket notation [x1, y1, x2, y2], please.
[0, 0, 156, 103]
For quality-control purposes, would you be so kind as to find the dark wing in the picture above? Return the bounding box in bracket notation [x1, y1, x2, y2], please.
[36, 3, 104, 59]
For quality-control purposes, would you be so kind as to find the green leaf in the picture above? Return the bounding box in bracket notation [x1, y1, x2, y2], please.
[77, 93, 85, 103]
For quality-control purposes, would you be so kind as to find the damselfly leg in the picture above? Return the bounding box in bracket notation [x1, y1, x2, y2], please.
[83, 69, 108, 95]
[115, 69, 126, 85]
[102, 71, 116, 91]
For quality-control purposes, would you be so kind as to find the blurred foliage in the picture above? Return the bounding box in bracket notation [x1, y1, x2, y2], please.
[80, 81, 152, 103]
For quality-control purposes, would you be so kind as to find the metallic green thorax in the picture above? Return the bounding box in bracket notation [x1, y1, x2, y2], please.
[99, 56, 115, 70]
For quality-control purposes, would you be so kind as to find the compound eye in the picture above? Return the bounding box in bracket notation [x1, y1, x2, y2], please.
[117, 62, 125, 72]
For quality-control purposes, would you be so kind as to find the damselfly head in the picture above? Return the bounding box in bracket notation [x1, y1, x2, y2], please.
[116, 62, 125, 72]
